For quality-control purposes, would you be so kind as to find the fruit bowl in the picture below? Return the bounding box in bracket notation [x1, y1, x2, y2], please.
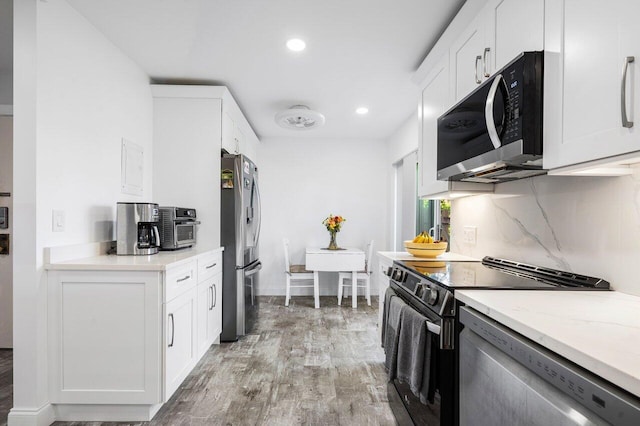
[404, 240, 448, 258]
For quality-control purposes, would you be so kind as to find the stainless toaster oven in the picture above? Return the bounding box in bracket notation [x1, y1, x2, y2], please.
[159, 207, 199, 250]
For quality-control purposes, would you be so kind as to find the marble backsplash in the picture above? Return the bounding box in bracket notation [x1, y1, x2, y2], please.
[450, 169, 640, 296]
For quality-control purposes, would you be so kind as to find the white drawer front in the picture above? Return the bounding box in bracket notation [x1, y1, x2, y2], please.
[197, 251, 222, 283]
[165, 261, 197, 302]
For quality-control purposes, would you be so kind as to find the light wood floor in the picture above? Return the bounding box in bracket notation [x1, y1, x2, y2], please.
[2, 296, 396, 426]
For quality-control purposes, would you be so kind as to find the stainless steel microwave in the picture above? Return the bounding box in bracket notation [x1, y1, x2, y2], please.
[159, 207, 199, 250]
[437, 51, 545, 183]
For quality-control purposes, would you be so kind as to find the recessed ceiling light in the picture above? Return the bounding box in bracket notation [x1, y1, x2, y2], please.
[286, 38, 306, 52]
[356, 107, 369, 115]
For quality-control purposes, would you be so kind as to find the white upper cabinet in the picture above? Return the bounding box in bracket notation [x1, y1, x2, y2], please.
[450, 13, 488, 102]
[419, 54, 452, 197]
[544, 0, 640, 171]
[222, 96, 259, 162]
[486, 0, 544, 74]
[450, 0, 543, 102]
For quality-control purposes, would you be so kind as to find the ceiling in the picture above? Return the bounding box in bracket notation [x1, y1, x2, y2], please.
[16, 0, 466, 140]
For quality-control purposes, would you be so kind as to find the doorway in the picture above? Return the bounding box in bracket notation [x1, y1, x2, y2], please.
[0, 114, 12, 349]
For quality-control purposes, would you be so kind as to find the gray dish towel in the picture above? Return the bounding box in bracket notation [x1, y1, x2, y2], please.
[383, 295, 406, 378]
[396, 304, 435, 404]
[381, 286, 398, 347]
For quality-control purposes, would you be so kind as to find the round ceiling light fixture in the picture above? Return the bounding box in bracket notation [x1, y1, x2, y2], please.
[286, 38, 306, 52]
[355, 107, 369, 115]
[275, 105, 325, 130]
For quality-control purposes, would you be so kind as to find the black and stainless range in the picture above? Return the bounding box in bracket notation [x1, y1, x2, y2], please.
[385, 256, 610, 426]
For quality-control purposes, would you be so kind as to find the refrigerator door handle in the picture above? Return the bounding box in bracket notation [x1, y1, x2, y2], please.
[244, 261, 262, 277]
[253, 177, 262, 248]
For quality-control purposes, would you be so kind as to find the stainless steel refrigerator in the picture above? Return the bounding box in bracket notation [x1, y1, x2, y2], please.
[220, 153, 262, 341]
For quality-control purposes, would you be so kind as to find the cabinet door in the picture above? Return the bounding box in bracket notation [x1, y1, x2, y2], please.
[196, 281, 210, 358]
[48, 271, 162, 404]
[196, 274, 222, 358]
[222, 110, 238, 154]
[235, 125, 245, 156]
[450, 13, 487, 102]
[419, 54, 451, 197]
[165, 287, 197, 401]
[486, 0, 544, 72]
[210, 272, 222, 344]
[376, 255, 393, 341]
[545, 0, 640, 169]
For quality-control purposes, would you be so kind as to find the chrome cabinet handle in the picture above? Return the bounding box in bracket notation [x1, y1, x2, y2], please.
[212, 284, 217, 309]
[475, 55, 482, 84]
[621, 56, 635, 128]
[485, 74, 507, 149]
[483, 47, 491, 77]
[205, 262, 217, 269]
[168, 313, 175, 347]
[176, 275, 190, 283]
[209, 285, 214, 310]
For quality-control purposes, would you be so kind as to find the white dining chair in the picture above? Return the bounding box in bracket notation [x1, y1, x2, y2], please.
[338, 240, 374, 306]
[283, 238, 316, 306]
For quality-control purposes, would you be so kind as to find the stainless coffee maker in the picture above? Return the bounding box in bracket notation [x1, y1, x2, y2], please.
[116, 202, 161, 255]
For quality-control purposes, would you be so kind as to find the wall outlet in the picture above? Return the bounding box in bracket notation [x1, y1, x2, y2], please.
[463, 226, 477, 245]
[52, 209, 65, 232]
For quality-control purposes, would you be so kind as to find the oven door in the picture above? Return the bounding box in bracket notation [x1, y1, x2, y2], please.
[174, 222, 196, 247]
[387, 282, 456, 426]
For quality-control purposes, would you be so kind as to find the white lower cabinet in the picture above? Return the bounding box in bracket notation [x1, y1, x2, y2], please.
[196, 251, 223, 358]
[47, 248, 223, 422]
[164, 285, 198, 400]
[196, 274, 222, 358]
[48, 270, 163, 406]
[377, 254, 393, 340]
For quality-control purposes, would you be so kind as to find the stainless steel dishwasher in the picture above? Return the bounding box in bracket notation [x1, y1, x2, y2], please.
[458, 306, 640, 426]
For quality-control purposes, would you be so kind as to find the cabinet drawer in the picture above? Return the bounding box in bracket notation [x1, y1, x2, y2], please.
[197, 251, 222, 282]
[165, 260, 197, 302]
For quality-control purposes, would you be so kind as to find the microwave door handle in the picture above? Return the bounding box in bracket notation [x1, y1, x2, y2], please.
[485, 74, 505, 149]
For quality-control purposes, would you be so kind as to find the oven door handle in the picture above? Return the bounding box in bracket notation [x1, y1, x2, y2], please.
[427, 322, 441, 335]
[175, 220, 201, 225]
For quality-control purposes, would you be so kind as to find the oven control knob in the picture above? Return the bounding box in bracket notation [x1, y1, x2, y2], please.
[427, 287, 439, 305]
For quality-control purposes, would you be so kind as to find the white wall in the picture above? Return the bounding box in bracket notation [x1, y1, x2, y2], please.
[451, 171, 640, 296]
[11, 0, 153, 422]
[387, 112, 419, 164]
[386, 113, 419, 250]
[257, 137, 389, 296]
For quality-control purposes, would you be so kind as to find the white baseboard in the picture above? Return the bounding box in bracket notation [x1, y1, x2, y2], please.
[7, 404, 55, 426]
[53, 403, 163, 422]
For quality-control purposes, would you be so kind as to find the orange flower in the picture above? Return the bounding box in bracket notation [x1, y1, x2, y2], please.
[322, 214, 346, 233]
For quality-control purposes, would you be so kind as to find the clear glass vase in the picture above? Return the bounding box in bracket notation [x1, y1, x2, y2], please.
[327, 231, 339, 250]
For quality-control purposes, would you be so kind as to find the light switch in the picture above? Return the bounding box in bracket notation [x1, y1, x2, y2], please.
[52, 209, 65, 232]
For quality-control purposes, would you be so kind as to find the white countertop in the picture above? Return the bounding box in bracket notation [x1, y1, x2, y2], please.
[377, 251, 479, 262]
[456, 290, 640, 398]
[45, 246, 223, 271]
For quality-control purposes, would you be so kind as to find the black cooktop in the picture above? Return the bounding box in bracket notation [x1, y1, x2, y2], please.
[397, 256, 610, 291]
